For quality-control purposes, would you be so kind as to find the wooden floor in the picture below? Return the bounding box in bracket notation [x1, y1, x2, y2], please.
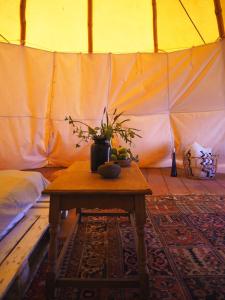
[141, 168, 225, 195]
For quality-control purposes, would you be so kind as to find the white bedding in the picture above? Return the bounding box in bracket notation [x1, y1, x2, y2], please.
[0, 170, 49, 240]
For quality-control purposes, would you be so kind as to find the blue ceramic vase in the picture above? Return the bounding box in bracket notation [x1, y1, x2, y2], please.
[90, 136, 110, 172]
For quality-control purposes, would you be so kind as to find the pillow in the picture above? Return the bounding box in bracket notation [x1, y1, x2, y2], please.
[184, 142, 215, 178]
[0, 170, 49, 240]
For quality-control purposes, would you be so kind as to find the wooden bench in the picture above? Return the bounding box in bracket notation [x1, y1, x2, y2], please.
[0, 195, 50, 300]
[0, 166, 69, 300]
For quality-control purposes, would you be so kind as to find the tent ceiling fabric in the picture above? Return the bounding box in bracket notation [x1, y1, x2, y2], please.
[0, 0, 20, 45]
[157, 0, 219, 51]
[0, 0, 222, 53]
[26, 0, 88, 52]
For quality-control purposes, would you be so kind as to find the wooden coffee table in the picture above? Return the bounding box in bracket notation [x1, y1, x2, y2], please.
[44, 161, 152, 300]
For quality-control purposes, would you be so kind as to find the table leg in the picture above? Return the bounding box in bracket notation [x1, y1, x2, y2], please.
[46, 195, 60, 300]
[134, 195, 149, 300]
[76, 207, 82, 223]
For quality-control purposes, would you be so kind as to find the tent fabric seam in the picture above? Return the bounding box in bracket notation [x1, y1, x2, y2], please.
[1, 108, 225, 120]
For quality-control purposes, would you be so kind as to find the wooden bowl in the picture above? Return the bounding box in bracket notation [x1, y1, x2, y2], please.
[97, 162, 121, 178]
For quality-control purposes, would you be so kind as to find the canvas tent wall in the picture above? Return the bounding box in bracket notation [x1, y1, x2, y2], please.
[0, 0, 225, 171]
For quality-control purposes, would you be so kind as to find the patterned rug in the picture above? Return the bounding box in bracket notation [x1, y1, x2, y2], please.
[23, 195, 225, 300]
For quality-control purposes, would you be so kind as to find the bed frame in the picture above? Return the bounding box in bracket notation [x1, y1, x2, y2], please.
[0, 195, 49, 300]
[0, 167, 66, 300]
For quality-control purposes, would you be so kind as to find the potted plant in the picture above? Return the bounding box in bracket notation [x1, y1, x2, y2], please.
[65, 108, 141, 172]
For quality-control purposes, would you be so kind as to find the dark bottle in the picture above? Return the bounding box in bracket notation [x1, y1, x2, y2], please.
[90, 136, 110, 172]
[171, 148, 177, 177]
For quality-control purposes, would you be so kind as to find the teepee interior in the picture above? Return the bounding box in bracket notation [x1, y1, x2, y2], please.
[0, 1, 225, 300]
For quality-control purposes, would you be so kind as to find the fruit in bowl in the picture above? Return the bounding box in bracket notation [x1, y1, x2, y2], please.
[110, 147, 132, 167]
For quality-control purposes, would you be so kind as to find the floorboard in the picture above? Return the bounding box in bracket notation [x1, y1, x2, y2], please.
[200, 179, 225, 195]
[215, 173, 225, 189]
[178, 168, 209, 195]
[141, 168, 225, 196]
[160, 168, 190, 195]
[142, 168, 169, 195]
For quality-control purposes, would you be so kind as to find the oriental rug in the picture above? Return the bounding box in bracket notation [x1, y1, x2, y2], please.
[24, 195, 225, 300]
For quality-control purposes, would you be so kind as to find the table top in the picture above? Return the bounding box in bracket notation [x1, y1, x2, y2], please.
[44, 161, 151, 195]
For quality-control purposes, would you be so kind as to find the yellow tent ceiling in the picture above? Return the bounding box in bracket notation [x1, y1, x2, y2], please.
[0, 0, 224, 53]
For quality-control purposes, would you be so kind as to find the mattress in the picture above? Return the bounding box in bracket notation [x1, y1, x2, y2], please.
[0, 170, 49, 240]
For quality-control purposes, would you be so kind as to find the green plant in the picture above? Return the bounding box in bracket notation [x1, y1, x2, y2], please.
[65, 107, 141, 160]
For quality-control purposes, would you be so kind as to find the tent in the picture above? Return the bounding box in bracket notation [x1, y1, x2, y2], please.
[0, 0, 225, 171]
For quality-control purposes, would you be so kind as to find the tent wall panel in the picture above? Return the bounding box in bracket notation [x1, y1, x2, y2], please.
[51, 53, 109, 120]
[48, 108, 225, 172]
[47, 119, 98, 167]
[0, 118, 47, 169]
[0, 43, 53, 169]
[0, 43, 53, 117]
[0, 41, 224, 171]
[168, 42, 225, 112]
[108, 53, 168, 115]
[114, 114, 172, 168]
[48, 53, 110, 165]
[47, 114, 172, 168]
